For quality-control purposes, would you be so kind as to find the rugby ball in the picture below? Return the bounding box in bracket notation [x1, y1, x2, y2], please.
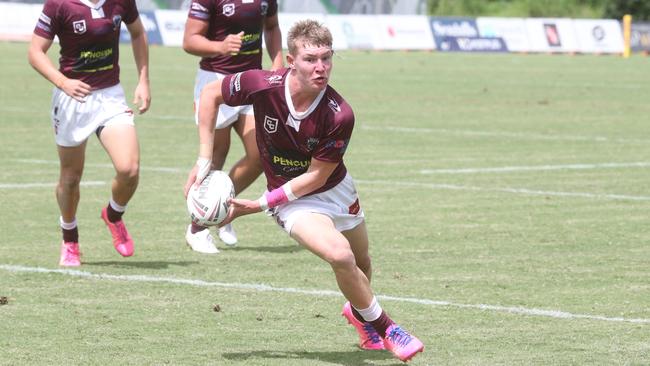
[187, 170, 235, 226]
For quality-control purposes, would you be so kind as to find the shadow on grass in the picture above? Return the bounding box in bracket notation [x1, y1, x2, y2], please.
[222, 348, 399, 366]
[227, 245, 303, 254]
[83, 260, 199, 269]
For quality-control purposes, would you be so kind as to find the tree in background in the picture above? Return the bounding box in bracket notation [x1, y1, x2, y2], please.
[427, 0, 650, 20]
[604, 0, 650, 20]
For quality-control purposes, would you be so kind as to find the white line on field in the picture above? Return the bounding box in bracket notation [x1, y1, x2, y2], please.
[11, 159, 650, 201]
[360, 125, 650, 144]
[356, 180, 650, 201]
[14, 159, 184, 173]
[3, 103, 647, 144]
[420, 162, 650, 174]
[1, 264, 648, 324]
[0, 181, 106, 189]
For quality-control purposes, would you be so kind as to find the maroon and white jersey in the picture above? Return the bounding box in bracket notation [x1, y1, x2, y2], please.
[222, 68, 354, 194]
[187, 0, 277, 74]
[34, 0, 139, 89]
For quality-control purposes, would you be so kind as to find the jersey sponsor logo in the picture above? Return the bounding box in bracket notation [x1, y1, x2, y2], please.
[306, 137, 319, 151]
[324, 139, 349, 153]
[261, 1, 269, 15]
[272, 156, 309, 168]
[327, 97, 341, 112]
[264, 115, 278, 133]
[73, 20, 87, 34]
[74, 43, 114, 72]
[223, 3, 235, 16]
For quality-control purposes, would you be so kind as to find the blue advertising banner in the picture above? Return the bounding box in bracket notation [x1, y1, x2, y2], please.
[631, 22, 650, 52]
[430, 17, 508, 52]
[119, 11, 163, 45]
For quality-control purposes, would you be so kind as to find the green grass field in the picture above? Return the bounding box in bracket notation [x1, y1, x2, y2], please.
[1, 41, 649, 365]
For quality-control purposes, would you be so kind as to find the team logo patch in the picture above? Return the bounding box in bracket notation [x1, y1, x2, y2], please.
[264, 115, 278, 134]
[265, 75, 283, 85]
[261, 1, 268, 15]
[328, 98, 341, 112]
[73, 20, 87, 34]
[112, 15, 122, 31]
[223, 3, 235, 16]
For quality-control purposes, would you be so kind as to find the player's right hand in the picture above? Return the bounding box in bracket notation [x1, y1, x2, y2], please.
[184, 157, 211, 198]
[60, 79, 91, 103]
[219, 31, 244, 55]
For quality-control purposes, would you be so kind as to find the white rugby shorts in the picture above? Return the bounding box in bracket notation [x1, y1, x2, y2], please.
[51, 83, 134, 147]
[194, 68, 253, 129]
[270, 173, 365, 234]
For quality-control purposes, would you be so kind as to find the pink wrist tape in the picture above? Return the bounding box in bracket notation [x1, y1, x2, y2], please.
[265, 187, 289, 209]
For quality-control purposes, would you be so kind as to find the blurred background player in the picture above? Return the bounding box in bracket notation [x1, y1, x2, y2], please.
[182, 0, 283, 253]
[28, 0, 151, 266]
[186, 20, 424, 362]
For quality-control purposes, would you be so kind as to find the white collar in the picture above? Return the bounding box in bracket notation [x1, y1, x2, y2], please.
[79, 0, 106, 10]
[284, 72, 326, 121]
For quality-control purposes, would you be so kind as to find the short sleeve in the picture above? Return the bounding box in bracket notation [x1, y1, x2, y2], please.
[312, 108, 354, 163]
[221, 69, 268, 107]
[123, 0, 139, 25]
[187, 0, 212, 21]
[34, 0, 59, 40]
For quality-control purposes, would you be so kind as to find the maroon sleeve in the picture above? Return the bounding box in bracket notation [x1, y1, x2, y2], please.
[187, 0, 212, 21]
[123, 0, 140, 25]
[33, 0, 59, 40]
[221, 69, 268, 106]
[312, 106, 354, 163]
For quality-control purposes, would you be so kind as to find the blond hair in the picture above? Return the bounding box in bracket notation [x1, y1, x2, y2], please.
[287, 19, 333, 56]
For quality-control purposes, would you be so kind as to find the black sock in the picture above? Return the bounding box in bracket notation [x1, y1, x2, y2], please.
[62, 227, 78, 243]
[106, 203, 124, 223]
[369, 311, 393, 338]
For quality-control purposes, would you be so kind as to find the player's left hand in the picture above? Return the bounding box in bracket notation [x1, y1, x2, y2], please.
[133, 81, 151, 114]
[219, 198, 261, 226]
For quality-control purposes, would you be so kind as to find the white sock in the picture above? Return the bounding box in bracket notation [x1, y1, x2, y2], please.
[353, 296, 382, 322]
[109, 198, 126, 213]
[59, 216, 77, 230]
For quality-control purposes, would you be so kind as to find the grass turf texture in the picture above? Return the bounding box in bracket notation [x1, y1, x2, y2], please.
[0, 41, 649, 365]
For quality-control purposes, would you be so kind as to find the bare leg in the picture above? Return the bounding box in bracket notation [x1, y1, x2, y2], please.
[343, 221, 372, 282]
[98, 124, 140, 206]
[229, 113, 262, 195]
[56, 142, 87, 222]
[211, 126, 231, 171]
[290, 213, 374, 309]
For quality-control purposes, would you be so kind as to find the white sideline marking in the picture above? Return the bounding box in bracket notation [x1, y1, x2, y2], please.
[420, 162, 650, 174]
[15, 159, 184, 173]
[360, 125, 650, 144]
[1, 264, 648, 324]
[0, 181, 106, 189]
[357, 180, 650, 202]
[12, 159, 650, 201]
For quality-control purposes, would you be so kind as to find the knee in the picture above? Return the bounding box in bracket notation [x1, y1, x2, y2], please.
[116, 161, 139, 183]
[59, 172, 82, 190]
[325, 245, 357, 271]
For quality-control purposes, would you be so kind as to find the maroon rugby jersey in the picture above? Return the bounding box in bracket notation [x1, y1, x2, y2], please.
[34, 0, 139, 89]
[222, 68, 354, 194]
[187, 0, 277, 74]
